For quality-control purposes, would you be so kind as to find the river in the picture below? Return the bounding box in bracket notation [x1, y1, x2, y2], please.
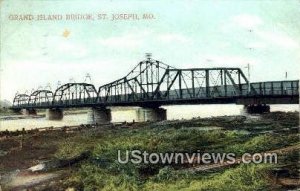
[0, 104, 298, 131]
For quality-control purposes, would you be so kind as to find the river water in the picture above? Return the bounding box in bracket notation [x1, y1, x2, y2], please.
[0, 104, 298, 131]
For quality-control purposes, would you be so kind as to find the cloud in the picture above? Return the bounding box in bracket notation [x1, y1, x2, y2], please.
[245, 42, 267, 49]
[98, 35, 141, 48]
[256, 31, 299, 49]
[97, 31, 151, 48]
[197, 55, 260, 68]
[157, 34, 190, 44]
[97, 32, 191, 49]
[231, 14, 263, 29]
[57, 40, 88, 57]
[224, 14, 299, 50]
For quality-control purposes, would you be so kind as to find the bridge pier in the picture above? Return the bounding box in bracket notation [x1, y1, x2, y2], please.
[46, 108, 63, 120]
[21, 109, 37, 115]
[136, 107, 167, 122]
[87, 107, 111, 124]
[11, 108, 21, 115]
[244, 104, 270, 114]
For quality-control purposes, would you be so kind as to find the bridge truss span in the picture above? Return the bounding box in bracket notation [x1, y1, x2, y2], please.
[10, 56, 299, 109]
[161, 67, 252, 100]
[53, 83, 97, 107]
[13, 94, 30, 107]
[97, 57, 172, 104]
[97, 64, 253, 105]
[28, 90, 53, 107]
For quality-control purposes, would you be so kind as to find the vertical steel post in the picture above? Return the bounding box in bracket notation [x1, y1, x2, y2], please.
[259, 82, 262, 95]
[205, 69, 210, 97]
[192, 70, 195, 98]
[146, 61, 149, 94]
[224, 70, 227, 96]
[220, 70, 223, 85]
[271, 82, 274, 95]
[124, 81, 127, 101]
[238, 71, 242, 95]
[179, 70, 182, 99]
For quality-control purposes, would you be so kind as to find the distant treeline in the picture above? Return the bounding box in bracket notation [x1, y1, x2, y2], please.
[0, 107, 16, 116]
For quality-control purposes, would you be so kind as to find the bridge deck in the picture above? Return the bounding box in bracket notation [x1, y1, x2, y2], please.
[12, 80, 299, 109]
[11, 58, 299, 110]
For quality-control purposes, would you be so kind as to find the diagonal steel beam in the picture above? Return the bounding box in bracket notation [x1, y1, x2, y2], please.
[151, 69, 169, 99]
[224, 69, 241, 95]
[133, 77, 149, 99]
[125, 79, 139, 101]
[237, 68, 257, 94]
[163, 71, 180, 98]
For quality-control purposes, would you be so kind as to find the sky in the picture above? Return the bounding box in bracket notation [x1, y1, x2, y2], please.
[0, 0, 300, 101]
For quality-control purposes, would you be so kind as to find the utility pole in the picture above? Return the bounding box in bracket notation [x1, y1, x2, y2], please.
[246, 28, 253, 94]
[285, 71, 287, 80]
[245, 63, 251, 93]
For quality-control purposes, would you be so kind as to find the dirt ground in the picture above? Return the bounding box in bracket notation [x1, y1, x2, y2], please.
[0, 113, 299, 190]
[0, 130, 81, 190]
[0, 131, 77, 172]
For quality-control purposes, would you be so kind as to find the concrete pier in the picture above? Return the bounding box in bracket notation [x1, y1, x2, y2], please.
[87, 107, 111, 124]
[21, 109, 37, 115]
[245, 104, 270, 114]
[136, 107, 167, 122]
[46, 108, 63, 120]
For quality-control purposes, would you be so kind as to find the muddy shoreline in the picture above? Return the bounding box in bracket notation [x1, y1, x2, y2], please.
[0, 110, 89, 121]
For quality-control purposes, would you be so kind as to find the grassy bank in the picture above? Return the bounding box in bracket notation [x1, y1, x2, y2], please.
[73, 163, 273, 191]
[0, 112, 298, 190]
[50, 112, 299, 190]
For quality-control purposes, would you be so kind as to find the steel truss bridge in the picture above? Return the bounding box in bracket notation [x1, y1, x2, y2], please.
[12, 57, 299, 110]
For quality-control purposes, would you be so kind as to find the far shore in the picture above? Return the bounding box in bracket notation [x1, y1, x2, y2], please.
[0, 109, 89, 121]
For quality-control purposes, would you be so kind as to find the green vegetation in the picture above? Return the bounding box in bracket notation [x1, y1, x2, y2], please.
[53, 112, 299, 190]
[65, 163, 272, 191]
[0, 107, 16, 116]
[143, 164, 272, 191]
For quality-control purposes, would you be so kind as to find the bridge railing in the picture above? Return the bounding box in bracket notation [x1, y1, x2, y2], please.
[95, 85, 242, 103]
[244, 80, 299, 96]
[94, 81, 298, 104]
[52, 97, 97, 107]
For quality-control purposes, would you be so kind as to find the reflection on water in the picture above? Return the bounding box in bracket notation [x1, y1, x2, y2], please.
[0, 114, 88, 131]
[0, 104, 298, 131]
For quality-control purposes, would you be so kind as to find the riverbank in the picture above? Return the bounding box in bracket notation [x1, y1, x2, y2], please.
[0, 108, 89, 121]
[0, 114, 45, 121]
[0, 111, 299, 190]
